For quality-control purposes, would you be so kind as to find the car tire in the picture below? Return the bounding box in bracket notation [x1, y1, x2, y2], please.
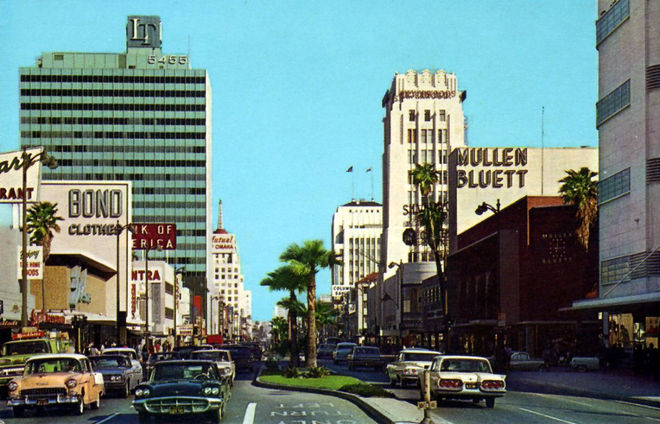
[12, 406, 26, 418]
[138, 412, 150, 424]
[208, 406, 223, 423]
[486, 398, 495, 408]
[92, 393, 101, 409]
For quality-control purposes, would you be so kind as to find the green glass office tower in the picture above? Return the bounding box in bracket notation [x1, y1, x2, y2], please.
[19, 16, 212, 298]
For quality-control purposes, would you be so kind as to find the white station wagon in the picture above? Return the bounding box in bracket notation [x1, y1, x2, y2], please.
[423, 355, 506, 408]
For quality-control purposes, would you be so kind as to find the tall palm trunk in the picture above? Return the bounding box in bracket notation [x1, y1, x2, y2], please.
[306, 271, 317, 368]
[289, 290, 299, 367]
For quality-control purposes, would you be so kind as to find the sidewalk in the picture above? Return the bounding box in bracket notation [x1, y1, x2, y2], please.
[505, 366, 660, 408]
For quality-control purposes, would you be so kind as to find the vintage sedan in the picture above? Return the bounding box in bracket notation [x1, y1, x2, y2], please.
[508, 351, 546, 371]
[190, 350, 235, 385]
[347, 346, 385, 371]
[424, 355, 506, 408]
[386, 348, 442, 387]
[90, 354, 141, 397]
[332, 342, 357, 364]
[132, 360, 231, 423]
[7, 353, 105, 417]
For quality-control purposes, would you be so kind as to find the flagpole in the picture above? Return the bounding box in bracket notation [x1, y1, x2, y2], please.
[366, 167, 374, 201]
[346, 166, 354, 201]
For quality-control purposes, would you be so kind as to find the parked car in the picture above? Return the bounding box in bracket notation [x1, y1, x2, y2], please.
[190, 349, 235, 385]
[223, 345, 253, 372]
[424, 355, 506, 408]
[570, 356, 600, 372]
[508, 351, 546, 371]
[385, 348, 442, 387]
[7, 353, 105, 417]
[145, 351, 182, 379]
[317, 343, 336, 359]
[347, 346, 385, 371]
[332, 342, 357, 364]
[90, 354, 142, 397]
[132, 360, 231, 423]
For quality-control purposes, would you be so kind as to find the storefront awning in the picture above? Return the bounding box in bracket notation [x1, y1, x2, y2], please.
[564, 292, 660, 314]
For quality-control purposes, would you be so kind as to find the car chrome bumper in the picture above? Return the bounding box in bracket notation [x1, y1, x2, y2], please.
[133, 396, 223, 415]
[8, 394, 81, 406]
[431, 388, 505, 398]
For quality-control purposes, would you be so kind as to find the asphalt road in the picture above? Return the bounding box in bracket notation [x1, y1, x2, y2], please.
[2, 360, 659, 424]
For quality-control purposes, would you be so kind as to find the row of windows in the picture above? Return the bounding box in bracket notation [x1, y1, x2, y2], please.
[48, 158, 206, 167]
[134, 187, 206, 195]
[22, 130, 206, 139]
[175, 242, 208, 250]
[598, 167, 630, 204]
[408, 109, 447, 122]
[596, 0, 629, 44]
[21, 89, 206, 98]
[407, 169, 448, 184]
[134, 201, 206, 209]
[596, 79, 630, 127]
[406, 129, 448, 144]
[408, 150, 450, 166]
[43, 145, 205, 153]
[21, 116, 206, 126]
[42, 171, 206, 181]
[22, 103, 206, 111]
[21, 74, 206, 84]
[132, 216, 207, 228]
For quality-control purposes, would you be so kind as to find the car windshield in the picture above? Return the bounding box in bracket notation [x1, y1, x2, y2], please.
[402, 353, 438, 362]
[191, 351, 230, 361]
[26, 358, 81, 374]
[440, 359, 491, 373]
[148, 352, 180, 363]
[91, 356, 130, 368]
[225, 347, 250, 356]
[152, 362, 216, 381]
[3, 341, 49, 355]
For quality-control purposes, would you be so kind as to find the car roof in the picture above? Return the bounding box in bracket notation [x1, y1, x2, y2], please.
[401, 348, 442, 354]
[192, 349, 230, 354]
[104, 347, 137, 353]
[27, 353, 87, 361]
[435, 355, 490, 361]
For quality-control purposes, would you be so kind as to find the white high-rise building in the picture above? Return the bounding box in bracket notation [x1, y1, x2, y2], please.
[209, 200, 251, 336]
[380, 69, 467, 276]
[331, 200, 382, 337]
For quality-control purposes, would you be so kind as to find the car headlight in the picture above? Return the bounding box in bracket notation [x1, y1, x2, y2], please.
[135, 388, 150, 397]
[7, 381, 18, 391]
[202, 386, 220, 395]
[109, 375, 124, 382]
[403, 368, 419, 375]
[221, 367, 231, 375]
[66, 378, 78, 388]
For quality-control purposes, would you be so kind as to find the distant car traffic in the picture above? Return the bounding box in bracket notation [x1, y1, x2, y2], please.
[424, 355, 506, 408]
[223, 345, 254, 372]
[508, 351, 546, 371]
[145, 351, 182, 379]
[132, 360, 231, 423]
[7, 353, 105, 417]
[333, 342, 357, 364]
[90, 354, 142, 397]
[386, 348, 442, 387]
[569, 356, 600, 371]
[346, 346, 385, 371]
[191, 349, 236, 385]
[317, 343, 336, 359]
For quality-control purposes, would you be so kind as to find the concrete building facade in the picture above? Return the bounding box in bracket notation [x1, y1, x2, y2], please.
[18, 16, 213, 309]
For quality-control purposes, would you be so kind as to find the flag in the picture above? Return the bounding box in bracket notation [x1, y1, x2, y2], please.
[346, 166, 353, 173]
[365, 167, 372, 173]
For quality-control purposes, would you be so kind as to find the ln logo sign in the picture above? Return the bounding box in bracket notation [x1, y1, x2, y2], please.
[131, 223, 176, 250]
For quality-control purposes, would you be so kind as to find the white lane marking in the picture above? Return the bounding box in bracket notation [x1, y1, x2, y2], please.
[95, 412, 119, 424]
[519, 407, 579, 424]
[242, 402, 257, 424]
[615, 400, 660, 411]
[529, 392, 593, 407]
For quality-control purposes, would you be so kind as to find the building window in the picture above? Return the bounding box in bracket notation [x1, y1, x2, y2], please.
[596, 0, 629, 45]
[407, 129, 417, 143]
[601, 256, 630, 285]
[408, 110, 416, 122]
[596, 79, 630, 126]
[438, 110, 446, 122]
[598, 167, 630, 204]
[424, 110, 431, 121]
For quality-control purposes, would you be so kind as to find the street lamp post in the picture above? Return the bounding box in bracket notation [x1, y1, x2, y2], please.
[116, 221, 133, 345]
[20, 149, 57, 328]
[174, 266, 185, 348]
[143, 246, 161, 353]
[210, 295, 220, 334]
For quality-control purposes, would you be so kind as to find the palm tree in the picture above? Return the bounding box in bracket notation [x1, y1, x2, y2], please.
[270, 316, 288, 349]
[410, 164, 448, 316]
[558, 167, 598, 250]
[315, 301, 339, 340]
[280, 240, 340, 368]
[260, 265, 307, 366]
[26, 201, 64, 261]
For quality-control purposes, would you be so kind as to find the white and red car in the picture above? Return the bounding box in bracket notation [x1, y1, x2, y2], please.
[423, 355, 506, 408]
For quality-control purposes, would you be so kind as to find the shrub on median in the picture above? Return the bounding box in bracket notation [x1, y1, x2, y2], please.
[339, 383, 395, 398]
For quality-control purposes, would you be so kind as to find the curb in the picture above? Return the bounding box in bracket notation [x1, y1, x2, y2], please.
[509, 376, 660, 409]
[252, 369, 397, 424]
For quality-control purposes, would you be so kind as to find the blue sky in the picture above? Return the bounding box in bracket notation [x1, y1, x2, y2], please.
[0, 1, 598, 322]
